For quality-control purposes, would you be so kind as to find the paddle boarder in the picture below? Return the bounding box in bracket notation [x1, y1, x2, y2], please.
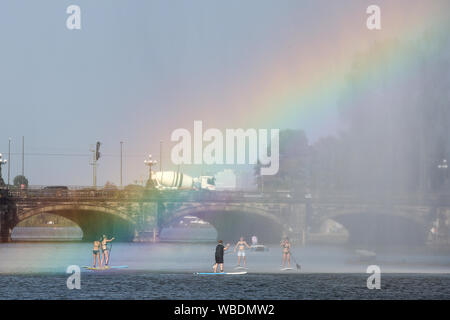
[92, 238, 101, 268]
[100, 235, 115, 266]
[233, 237, 251, 268]
[280, 237, 291, 268]
[213, 240, 230, 273]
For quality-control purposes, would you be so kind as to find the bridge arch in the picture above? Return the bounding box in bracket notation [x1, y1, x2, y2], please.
[16, 204, 136, 241]
[162, 203, 286, 243]
[316, 207, 430, 246]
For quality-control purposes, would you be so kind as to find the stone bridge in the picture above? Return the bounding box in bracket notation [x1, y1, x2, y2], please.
[1, 188, 449, 245]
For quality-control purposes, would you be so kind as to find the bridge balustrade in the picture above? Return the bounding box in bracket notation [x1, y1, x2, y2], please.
[4, 185, 450, 206]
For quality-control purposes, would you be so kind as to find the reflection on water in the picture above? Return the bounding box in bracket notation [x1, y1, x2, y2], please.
[11, 226, 217, 242]
[12, 227, 83, 241]
[159, 227, 217, 242]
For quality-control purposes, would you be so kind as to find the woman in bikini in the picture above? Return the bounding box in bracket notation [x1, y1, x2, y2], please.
[280, 237, 291, 268]
[100, 235, 115, 267]
[233, 237, 251, 268]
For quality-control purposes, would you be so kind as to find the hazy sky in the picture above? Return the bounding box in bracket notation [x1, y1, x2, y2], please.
[0, 0, 448, 186]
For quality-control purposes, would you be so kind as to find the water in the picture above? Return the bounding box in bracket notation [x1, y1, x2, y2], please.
[159, 227, 217, 242]
[0, 242, 449, 299]
[12, 227, 83, 241]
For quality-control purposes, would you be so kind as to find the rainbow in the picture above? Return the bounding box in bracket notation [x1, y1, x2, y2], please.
[228, 3, 450, 139]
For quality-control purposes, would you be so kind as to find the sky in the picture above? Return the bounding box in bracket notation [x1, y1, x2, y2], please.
[0, 0, 449, 186]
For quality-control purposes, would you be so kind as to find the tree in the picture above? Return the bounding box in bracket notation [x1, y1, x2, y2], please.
[104, 181, 118, 190]
[13, 175, 28, 188]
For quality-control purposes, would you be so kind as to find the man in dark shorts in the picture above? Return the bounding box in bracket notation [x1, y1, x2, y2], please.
[92, 238, 101, 268]
[213, 240, 230, 273]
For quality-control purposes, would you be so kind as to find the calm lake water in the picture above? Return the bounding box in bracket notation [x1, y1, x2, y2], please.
[0, 241, 449, 299]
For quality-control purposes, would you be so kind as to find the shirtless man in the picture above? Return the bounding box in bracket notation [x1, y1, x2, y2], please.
[234, 237, 251, 267]
[213, 240, 230, 273]
[92, 238, 101, 268]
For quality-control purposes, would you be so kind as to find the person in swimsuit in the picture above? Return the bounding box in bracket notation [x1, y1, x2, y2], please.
[213, 240, 230, 273]
[233, 237, 251, 267]
[92, 239, 101, 268]
[280, 237, 291, 268]
[100, 235, 115, 267]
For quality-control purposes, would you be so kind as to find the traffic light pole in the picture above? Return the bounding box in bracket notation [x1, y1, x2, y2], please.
[91, 148, 97, 188]
[91, 141, 101, 188]
[93, 151, 97, 188]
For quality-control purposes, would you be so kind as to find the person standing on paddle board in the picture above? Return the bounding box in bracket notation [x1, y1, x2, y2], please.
[213, 240, 230, 273]
[100, 235, 115, 266]
[233, 237, 251, 267]
[280, 237, 291, 268]
[92, 239, 101, 268]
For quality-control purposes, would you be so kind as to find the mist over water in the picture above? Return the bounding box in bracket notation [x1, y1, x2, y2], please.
[0, 242, 449, 274]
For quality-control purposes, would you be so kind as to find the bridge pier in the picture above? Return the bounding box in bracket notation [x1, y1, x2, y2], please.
[281, 203, 307, 244]
[132, 202, 159, 242]
[431, 206, 450, 245]
[0, 189, 16, 243]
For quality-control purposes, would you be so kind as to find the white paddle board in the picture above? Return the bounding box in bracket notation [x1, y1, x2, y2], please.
[83, 266, 128, 270]
[195, 271, 247, 275]
[280, 267, 294, 271]
[234, 266, 248, 270]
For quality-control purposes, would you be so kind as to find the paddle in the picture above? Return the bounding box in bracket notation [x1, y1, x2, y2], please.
[107, 242, 113, 266]
[289, 251, 301, 270]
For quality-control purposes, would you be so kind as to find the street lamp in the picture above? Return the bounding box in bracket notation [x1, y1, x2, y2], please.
[159, 141, 163, 172]
[144, 154, 158, 182]
[437, 159, 448, 191]
[120, 141, 123, 188]
[437, 159, 448, 169]
[8, 138, 11, 189]
[0, 153, 7, 187]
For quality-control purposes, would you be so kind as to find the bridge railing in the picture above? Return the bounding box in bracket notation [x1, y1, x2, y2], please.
[5, 185, 450, 205]
[8, 188, 299, 202]
[8, 188, 144, 201]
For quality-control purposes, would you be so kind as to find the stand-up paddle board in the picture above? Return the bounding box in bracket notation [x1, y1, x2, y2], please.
[234, 266, 248, 270]
[195, 271, 247, 275]
[280, 267, 294, 271]
[83, 266, 128, 270]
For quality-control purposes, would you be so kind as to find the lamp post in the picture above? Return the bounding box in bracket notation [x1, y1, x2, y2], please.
[144, 154, 158, 183]
[0, 153, 7, 187]
[159, 141, 163, 173]
[144, 154, 159, 243]
[21, 136, 24, 177]
[7, 138, 11, 188]
[437, 159, 448, 191]
[304, 191, 312, 246]
[436, 159, 448, 243]
[120, 141, 123, 188]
